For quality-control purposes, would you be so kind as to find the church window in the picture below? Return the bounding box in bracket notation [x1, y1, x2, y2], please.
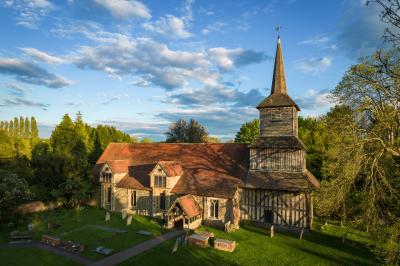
[210, 200, 219, 219]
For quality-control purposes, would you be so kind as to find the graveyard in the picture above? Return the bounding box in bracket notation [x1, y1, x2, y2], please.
[0, 207, 167, 262]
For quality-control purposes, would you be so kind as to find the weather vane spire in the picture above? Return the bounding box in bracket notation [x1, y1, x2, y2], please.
[276, 25, 282, 39]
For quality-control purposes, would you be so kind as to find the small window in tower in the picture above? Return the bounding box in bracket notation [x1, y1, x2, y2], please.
[270, 109, 282, 121]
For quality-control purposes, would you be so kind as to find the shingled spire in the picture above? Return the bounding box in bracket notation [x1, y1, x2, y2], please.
[271, 37, 287, 95]
[257, 36, 299, 110]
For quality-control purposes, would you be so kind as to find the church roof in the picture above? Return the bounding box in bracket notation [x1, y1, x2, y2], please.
[249, 136, 306, 149]
[94, 143, 249, 198]
[176, 194, 202, 219]
[257, 37, 300, 110]
[242, 170, 319, 191]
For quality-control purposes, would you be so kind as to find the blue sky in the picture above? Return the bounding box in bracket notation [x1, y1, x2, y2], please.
[0, 0, 389, 141]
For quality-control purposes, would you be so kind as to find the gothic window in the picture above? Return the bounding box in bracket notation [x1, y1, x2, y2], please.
[270, 109, 282, 121]
[131, 191, 137, 207]
[107, 187, 112, 203]
[210, 200, 219, 219]
[159, 193, 166, 210]
[154, 175, 166, 188]
[102, 172, 112, 182]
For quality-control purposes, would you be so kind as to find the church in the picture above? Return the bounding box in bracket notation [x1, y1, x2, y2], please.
[93, 37, 320, 230]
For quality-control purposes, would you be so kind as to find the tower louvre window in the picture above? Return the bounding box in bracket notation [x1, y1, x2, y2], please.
[270, 109, 282, 121]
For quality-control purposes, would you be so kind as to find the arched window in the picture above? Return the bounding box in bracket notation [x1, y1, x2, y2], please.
[210, 200, 219, 219]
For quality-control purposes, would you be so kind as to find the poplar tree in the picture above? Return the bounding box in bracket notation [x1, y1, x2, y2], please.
[9, 120, 14, 136]
[19, 116, 24, 137]
[30, 117, 38, 142]
[13, 118, 18, 136]
[24, 117, 30, 138]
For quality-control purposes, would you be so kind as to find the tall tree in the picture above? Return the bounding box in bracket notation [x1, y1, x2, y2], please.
[318, 49, 400, 264]
[13, 117, 18, 136]
[19, 116, 24, 137]
[24, 117, 30, 138]
[369, 0, 400, 46]
[0, 121, 4, 130]
[30, 117, 39, 143]
[9, 120, 13, 136]
[4, 121, 8, 133]
[234, 119, 260, 144]
[165, 119, 208, 143]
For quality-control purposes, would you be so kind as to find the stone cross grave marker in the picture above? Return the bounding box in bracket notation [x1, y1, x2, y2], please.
[122, 211, 127, 220]
[105, 212, 110, 222]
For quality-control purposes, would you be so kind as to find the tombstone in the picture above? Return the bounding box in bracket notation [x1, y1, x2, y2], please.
[105, 212, 110, 222]
[126, 215, 132, 226]
[122, 211, 127, 220]
[270, 225, 274, 238]
[28, 223, 33, 231]
[299, 227, 304, 239]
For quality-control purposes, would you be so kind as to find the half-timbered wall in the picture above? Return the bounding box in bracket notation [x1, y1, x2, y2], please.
[239, 188, 311, 228]
[250, 148, 305, 172]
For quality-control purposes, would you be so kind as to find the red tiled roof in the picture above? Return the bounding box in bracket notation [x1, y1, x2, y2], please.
[106, 160, 130, 174]
[177, 194, 202, 218]
[158, 161, 183, 177]
[116, 174, 151, 191]
[95, 143, 249, 198]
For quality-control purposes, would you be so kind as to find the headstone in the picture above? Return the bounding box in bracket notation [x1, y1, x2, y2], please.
[270, 225, 274, 238]
[122, 211, 127, 220]
[299, 227, 304, 239]
[214, 239, 236, 252]
[105, 212, 110, 222]
[28, 223, 33, 231]
[126, 215, 132, 226]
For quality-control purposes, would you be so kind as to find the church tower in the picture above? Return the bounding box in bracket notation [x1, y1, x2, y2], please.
[249, 36, 306, 172]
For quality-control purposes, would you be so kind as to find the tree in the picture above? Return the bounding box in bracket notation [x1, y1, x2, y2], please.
[24, 117, 30, 138]
[318, 49, 400, 264]
[206, 136, 221, 143]
[19, 116, 24, 137]
[30, 117, 38, 143]
[140, 137, 153, 143]
[9, 120, 13, 136]
[369, 0, 400, 45]
[13, 117, 18, 136]
[234, 119, 259, 144]
[0, 170, 32, 222]
[0, 130, 14, 159]
[165, 119, 208, 143]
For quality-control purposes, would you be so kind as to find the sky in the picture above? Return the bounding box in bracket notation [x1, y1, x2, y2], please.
[0, 0, 390, 141]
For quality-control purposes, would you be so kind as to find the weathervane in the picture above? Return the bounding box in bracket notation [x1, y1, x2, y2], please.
[276, 25, 282, 38]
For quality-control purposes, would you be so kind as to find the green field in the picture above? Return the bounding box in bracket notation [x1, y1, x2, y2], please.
[0, 247, 81, 266]
[0, 208, 376, 265]
[120, 223, 376, 266]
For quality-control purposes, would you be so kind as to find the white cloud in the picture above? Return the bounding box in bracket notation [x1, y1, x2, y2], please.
[294, 89, 333, 110]
[20, 47, 64, 64]
[299, 35, 337, 50]
[294, 56, 332, 74]
[143, 15, 192, 39]
[93, 0, 151, 19]
[1, 0, 55, 28]
[202, 21, 227, 35]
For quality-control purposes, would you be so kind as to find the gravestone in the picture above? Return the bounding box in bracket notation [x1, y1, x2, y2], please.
[105, 212, 110, 222]
[126, 215, 132, 226]
[270, 225, 274, 238]
[122, 211, 127, 220]
[28, 223, 33, 231]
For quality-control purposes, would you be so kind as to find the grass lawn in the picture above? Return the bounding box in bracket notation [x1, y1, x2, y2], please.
[119, 223, 376, 266]
[0, 207, 167, 261]
[0, 247, 81, 266]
